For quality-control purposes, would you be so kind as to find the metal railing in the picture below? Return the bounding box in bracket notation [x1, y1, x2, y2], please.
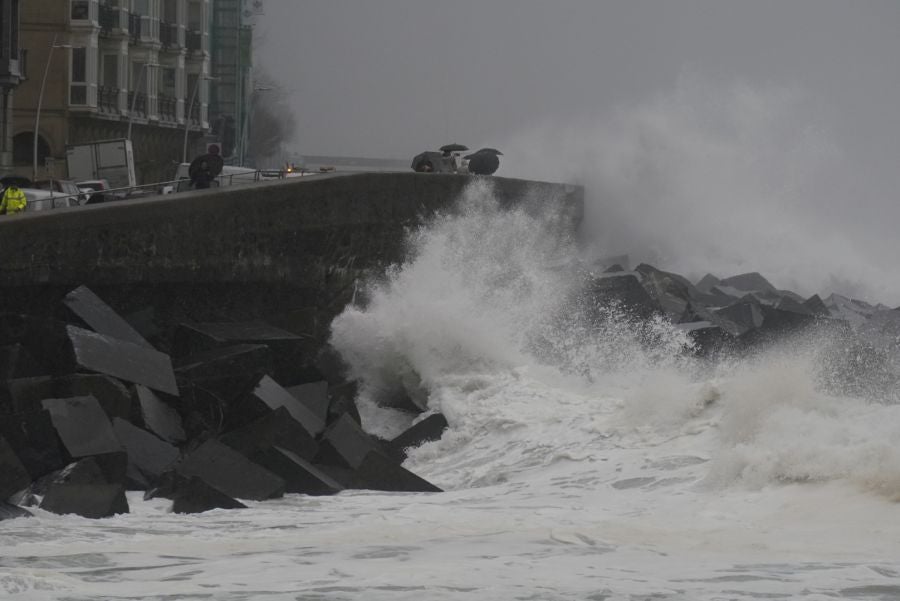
[98, 85, 120, 113]
[158, 94, 177, 122]
[160, 22, 178, 48]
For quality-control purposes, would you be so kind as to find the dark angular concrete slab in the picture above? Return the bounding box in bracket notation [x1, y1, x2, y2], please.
[719, 272, 777, 293]
[327, 380, 364, 424]
[285, 380, 330, 425]
[40, 482, 129, 519]
[112, 418, 180, 486]
[355, 450, 442, 493]
[0, 435, 31, 500]
[674, 321, 734, 357]
[0, 501, 32, 520]
[586, 273, 663, 321]
[0, 409, 66, 479]
[175, 343, 273, 402]
[8, 375, 135, 420]
[173, 321, 311, 385]
[41, 396, 122, 459]
[66, 326, 179, 396]
[171, 474, 247, 514]
[176, 438, 285, 501]
[63, 285, 153, 349]
[220, 406, 318, 462]
[134, 384, 185, 444]
[387, 413, 449, 462]
[803, 294, 831, 317]
[250, 446, 344, 495]
[315, 413, 387, 470]
[232, 375, 325, 437]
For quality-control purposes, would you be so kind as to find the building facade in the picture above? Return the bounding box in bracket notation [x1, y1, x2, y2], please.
[209, 0, 253, 165]
[0, 0, 23, 172]
[12, 0, 212, 184]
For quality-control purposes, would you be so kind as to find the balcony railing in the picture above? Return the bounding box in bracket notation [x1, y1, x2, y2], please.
[186, 30, 201, 53]
[98, 85, 120, 113]
[127, 91, 147, 117]
[158, 94, 177, 122]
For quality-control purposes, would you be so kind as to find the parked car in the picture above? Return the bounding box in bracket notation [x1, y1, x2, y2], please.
[21, 187, 79, 211]
[33, 178, 86, 205]
[76, 179, 115, 203]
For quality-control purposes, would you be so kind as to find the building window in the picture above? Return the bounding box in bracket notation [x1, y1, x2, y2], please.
[132, 0, 149, 16]
[72, 48, 87, 82]
[71, 47, 88, 105]
[162, 67, 176, 95]
[103, 54, 118, 87]
[71, 0, 91, 20]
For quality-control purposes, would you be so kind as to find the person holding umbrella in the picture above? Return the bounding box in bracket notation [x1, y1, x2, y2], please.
[465, 148, 503, 175]
[440, 143, 469, 173]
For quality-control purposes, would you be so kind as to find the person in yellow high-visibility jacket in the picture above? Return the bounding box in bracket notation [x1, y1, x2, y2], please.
[0, 184, 26, 215]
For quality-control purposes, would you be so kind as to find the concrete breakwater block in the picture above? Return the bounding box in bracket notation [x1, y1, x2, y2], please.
[0, 343, 46, 381]
[176, 438, 285, 501]
[355, 450, 442, 493]
[39, 457, 129, 518]
[9, 374, 135, 421]
[0, 501, 32, 520]
[175, 343, 273, 402]
[63, 285, 153, 349]
[134, 384, 185, 444]
[219, 406, 319, 462]
[112, 418, 180, 488]
[172, 321, 312, 385]
[41, 396, 123, 459]
[285, 380, 330, 425]
[230, 375, 325, 437]
[171, 474, 248, 514]
[0, 409, 66, 479]
[387, 413, 449, 462]
[249, 446, 345, 496]
[315, 413, 389, 470]
[66, 326, 179, 396]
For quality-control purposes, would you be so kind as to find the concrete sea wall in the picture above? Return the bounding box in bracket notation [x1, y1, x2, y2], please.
[0, 173, 583, 359]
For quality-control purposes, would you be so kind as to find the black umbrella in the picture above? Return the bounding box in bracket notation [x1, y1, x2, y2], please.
[188, 153, 224, 180]
[466, 152, 501, 175]
[464, 147, 503, 159]
[0, 175, 32, 188]
[439, 143, 469, 156]
[411, 151, 451, 172]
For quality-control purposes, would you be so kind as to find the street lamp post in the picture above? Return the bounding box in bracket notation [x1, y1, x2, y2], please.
[239, 85, 273, 167]
[126, 62, 160, 141]
[182, 74, 215, 164]
[33, 34, 72, 182]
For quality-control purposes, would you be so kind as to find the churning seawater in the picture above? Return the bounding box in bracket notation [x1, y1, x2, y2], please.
[2, 180, 900, 601]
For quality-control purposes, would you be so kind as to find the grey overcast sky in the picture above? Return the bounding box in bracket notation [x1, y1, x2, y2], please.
[256, 1, 900, 302]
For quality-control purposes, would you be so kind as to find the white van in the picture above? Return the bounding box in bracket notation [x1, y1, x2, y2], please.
[172, 163, 259, 192]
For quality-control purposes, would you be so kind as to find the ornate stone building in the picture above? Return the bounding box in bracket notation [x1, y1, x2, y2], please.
[0, 0, 22, 172]
[12, 0, 212, 184]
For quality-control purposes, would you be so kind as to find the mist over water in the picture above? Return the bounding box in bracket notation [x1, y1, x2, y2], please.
[501, 77, 900, 305]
